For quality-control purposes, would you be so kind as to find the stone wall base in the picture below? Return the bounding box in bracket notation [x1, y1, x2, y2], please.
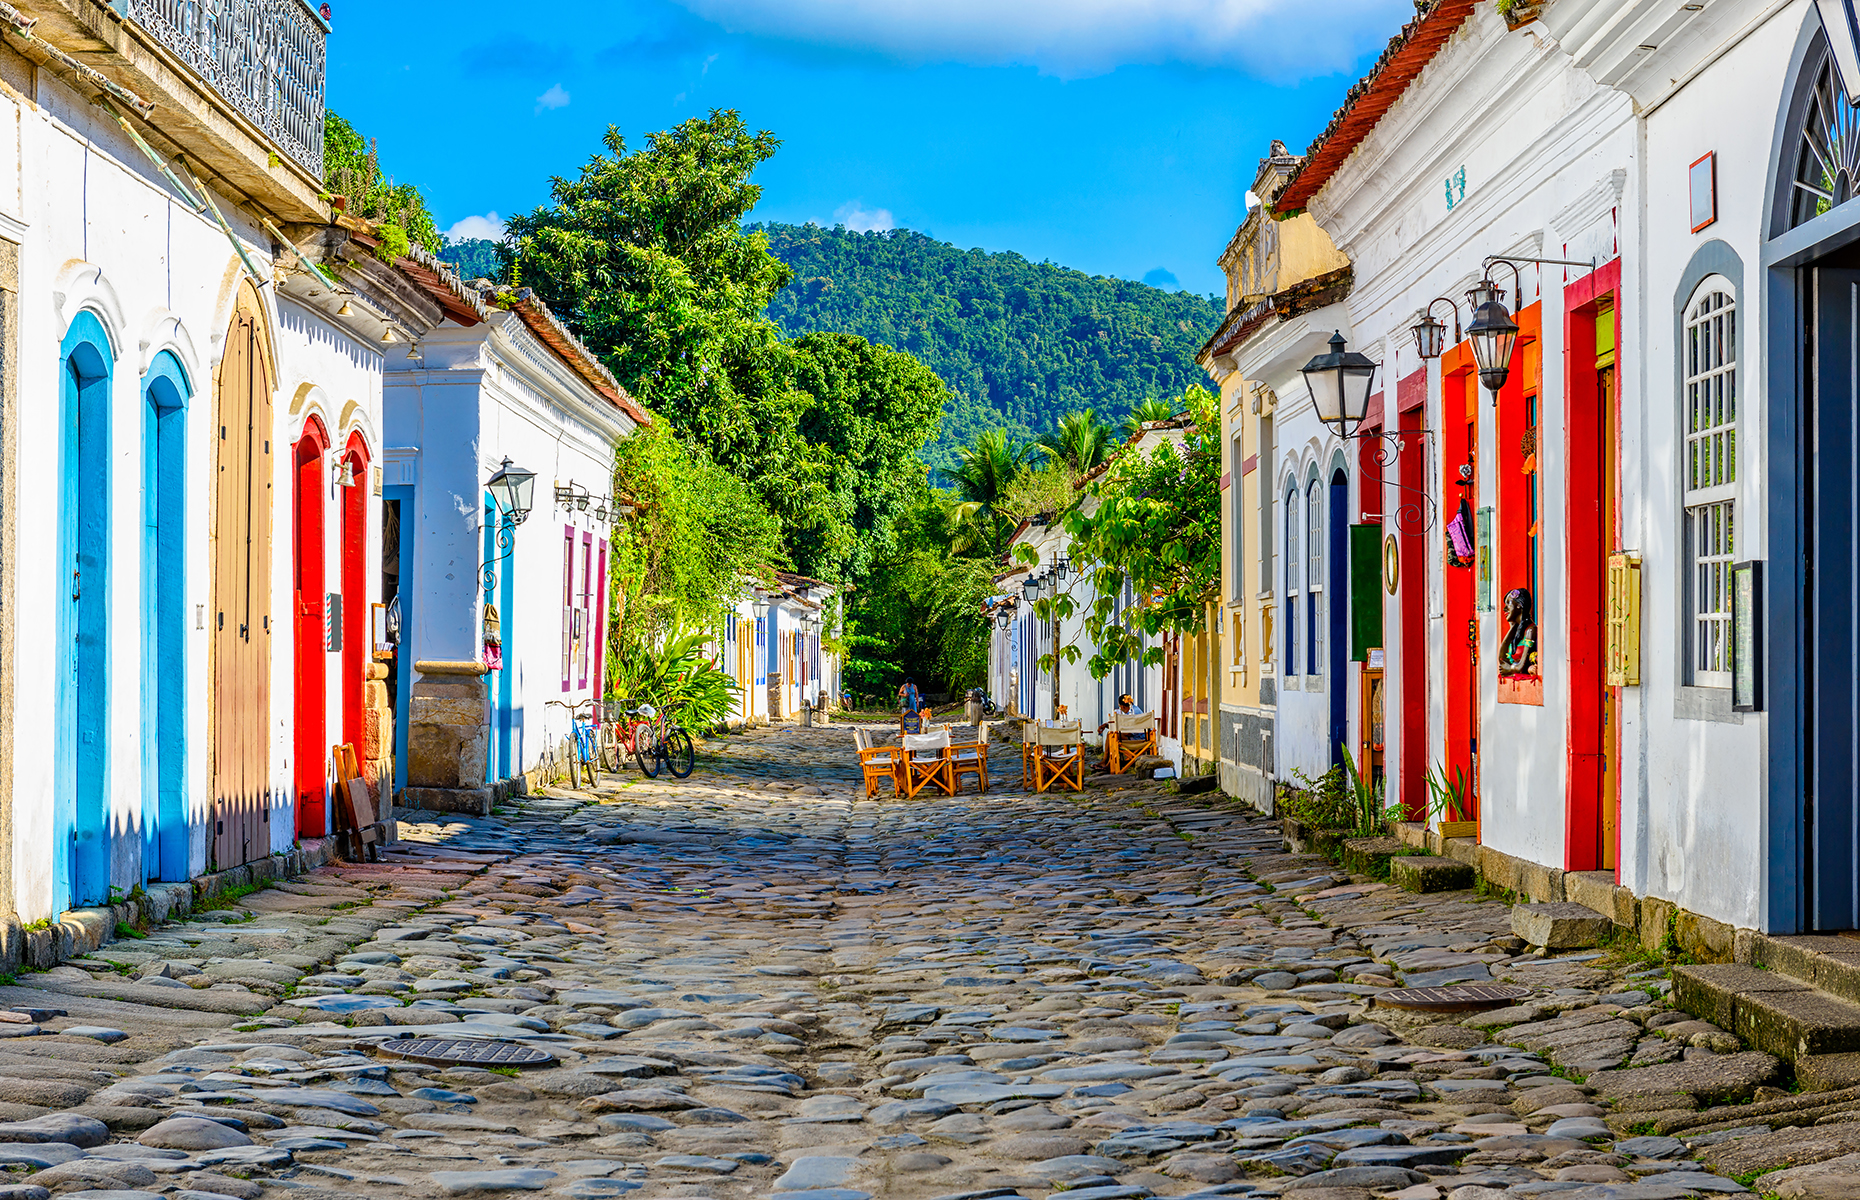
[1386, 820, 1741, 964]
[402, 786, 494, 817]
[0, 836, 340, 974]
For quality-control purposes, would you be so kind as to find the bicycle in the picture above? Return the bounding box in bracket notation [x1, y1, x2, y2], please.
[546, 698, 600, 789]
[602, 700, 693, 779]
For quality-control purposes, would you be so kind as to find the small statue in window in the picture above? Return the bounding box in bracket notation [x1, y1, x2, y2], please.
[1499, 588, 1538, 677]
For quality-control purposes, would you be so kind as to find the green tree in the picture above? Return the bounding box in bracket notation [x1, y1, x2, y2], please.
[1121, 395, 1182, 438]
[439, 237, 505, 281]
[608, 420, 786, 665]
[785, 331, 947, 581]
[757, 223, 1223, 467]
[1064, 386, 1221, 678]
[939, 429, 1033, 556]
[323, 111, 439, 255]
[1036, 407, 1114, 474]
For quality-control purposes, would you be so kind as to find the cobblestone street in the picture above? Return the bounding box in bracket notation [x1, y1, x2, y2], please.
[0, 723, 1834, 1200]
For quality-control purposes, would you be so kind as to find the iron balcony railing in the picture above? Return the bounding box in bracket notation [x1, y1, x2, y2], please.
[119, 0, 326, 176]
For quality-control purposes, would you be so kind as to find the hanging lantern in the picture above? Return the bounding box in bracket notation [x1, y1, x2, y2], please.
[1466, 280, 1520, 394]
[1299, 331, 1379, 437]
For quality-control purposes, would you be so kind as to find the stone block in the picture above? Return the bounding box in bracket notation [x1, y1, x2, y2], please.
[1512, 903, 1613, 951]
[1674, 963, 1814, 1032]
[1735, 987, 1860, 1060]
[1518, 861, 1567, 905]
[1439, 836, 1480, 867]
[1674, 910, 1736, 964]
[1393, 822, 1428, 851]
[1390, 856, 1474, 894]
[402, 787, 493, 818]
[1342, 837, 1406, 876]
[1564, 870, 1614, 915]
[1796, 1052, 1860, 1091]
[1477, 845, 1524, 894]
[1640, 895, 1677, 955]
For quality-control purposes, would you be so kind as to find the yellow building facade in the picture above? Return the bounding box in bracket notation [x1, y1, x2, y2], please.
[1201, 143, 1352, 809]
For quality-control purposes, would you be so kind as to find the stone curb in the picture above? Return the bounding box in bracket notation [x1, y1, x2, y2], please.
[0, 836, 340, 974]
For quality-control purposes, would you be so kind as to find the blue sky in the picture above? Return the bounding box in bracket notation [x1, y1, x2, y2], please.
[326, 0, 1413, 297]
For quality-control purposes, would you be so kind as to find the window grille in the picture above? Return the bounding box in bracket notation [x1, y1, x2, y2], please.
[1684, 284, 1737, 687]
[124, 0, 327, 176]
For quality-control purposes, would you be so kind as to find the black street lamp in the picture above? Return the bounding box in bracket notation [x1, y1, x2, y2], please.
[487, 458, 537, 525]
[1299, 331, 1379, 438]
[1466, 280, 1520, 395]
[1411, 297, 1463, 361]
[1021, 574, 1040, 603]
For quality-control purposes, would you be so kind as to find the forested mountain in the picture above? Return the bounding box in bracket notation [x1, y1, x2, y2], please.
[753, 223, 1224, 467]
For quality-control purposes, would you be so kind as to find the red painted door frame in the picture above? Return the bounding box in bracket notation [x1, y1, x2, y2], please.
[1564, 258, 1623, 874]
[340, 433, 370, 779]
[1398, 368, 1429, 820]
[1441, 344, 1480, 820]
[292, 419, 329, 838]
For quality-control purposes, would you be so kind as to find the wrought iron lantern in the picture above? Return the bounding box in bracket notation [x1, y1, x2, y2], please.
[1411, 297, 1463, 361]
[996, 607, 1013, 631]
[1466, 280, 1520, 394]
[1056, 554, 1071, 580]
[1299, 331, 1378, 437]
[486, 458, 537, 526]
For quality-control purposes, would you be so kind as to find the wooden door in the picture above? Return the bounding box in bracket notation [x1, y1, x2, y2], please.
[213, 299, 273, 870]
[291, 427, 326, 837]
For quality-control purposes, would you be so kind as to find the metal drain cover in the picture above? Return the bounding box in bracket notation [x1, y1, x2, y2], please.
[375, 1038, 557, 1068]
[1372, 983, 1532, 1013]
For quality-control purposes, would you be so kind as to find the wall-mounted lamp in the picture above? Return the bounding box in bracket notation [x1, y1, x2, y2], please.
[1411, 297, 1463, 360]
[482, 457, 537, 591]
[1020, 575, 1040, 602]
[336, 300, 353, 317]
[1465, 279, 1520, 395]
[1299, 330, 1379, 438]
[996, 608, 1013, 631]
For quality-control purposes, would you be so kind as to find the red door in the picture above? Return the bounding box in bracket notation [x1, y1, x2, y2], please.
[340, 436, 369, 780]
[293, 421, 328, 837]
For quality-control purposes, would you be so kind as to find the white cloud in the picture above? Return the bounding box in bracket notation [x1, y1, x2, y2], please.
[445, 212, 506, 243]
[834, 200, 895, 233]
[669, 0, 1412, 78]
[535, 83, 571, 113]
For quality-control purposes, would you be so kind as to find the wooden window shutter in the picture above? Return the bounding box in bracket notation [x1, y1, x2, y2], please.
[1349, 523, 1383, 661]
[1606, 552, 1641, 686]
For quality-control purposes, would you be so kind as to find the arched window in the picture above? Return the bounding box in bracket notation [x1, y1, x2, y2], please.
[1684, 279, 1738, 688]
[1307, 473, 1324, 677]
[1285, 483, 1300, 676]
[1781, 33, 1860, 233]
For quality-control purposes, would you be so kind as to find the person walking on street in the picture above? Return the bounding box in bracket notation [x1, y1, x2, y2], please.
[898, 677, 922, 715]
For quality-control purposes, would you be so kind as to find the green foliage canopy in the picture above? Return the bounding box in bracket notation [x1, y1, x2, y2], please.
[757, 223, 1223, 467]
[1062, 386, 1222, 680]
[323, 111, 439, 255]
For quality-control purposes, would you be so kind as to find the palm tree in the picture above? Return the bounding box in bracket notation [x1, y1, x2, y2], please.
[1036, 408, 1114, 474]
[1122, 396, 1182, 439]
[939, 429, 1033, 555]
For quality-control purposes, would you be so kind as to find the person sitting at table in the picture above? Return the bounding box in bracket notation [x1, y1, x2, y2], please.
[1097, 694, 1135, 734]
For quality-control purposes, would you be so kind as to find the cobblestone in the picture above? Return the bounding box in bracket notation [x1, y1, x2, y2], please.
[0, 722, 1843, 1197]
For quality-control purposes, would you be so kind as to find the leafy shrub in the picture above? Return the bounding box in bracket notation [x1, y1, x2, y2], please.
[611, 628, 742, 731]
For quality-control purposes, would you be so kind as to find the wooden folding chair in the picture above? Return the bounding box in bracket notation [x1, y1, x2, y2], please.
[1020, 721, 1041, 789]
[1105, 711, 1159, 774]
[901, 730, 956, 798]
[332, 743, 388, 861]
[1033, 722, 1084, 793]
[949, 721, 989, 793]
[854, 728, 905, 798]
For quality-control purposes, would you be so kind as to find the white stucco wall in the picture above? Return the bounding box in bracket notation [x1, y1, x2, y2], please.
[5, 69, 387, 918]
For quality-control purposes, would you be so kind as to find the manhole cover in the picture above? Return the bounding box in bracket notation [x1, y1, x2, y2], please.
[374, 1038, 557, 1068]
[1372, 984, 1532, 1013]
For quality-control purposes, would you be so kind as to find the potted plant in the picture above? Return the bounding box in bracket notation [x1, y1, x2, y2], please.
[1427, 763, 1478, 840]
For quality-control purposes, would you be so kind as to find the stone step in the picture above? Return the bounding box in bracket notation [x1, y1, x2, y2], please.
[1511, 901, 1613, 950]
[1674, 962, 1860, 1082]
[1750, 933, 1860, 1007]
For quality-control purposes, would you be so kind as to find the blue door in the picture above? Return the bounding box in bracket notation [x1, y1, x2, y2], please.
[58, 313, 112, 911]
[144, 353, 189, 881]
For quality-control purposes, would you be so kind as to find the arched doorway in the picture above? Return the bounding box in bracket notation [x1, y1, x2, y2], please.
[293, 417, 329, 839]
[340, 432, 369, 782]
[1771, 23, 1860, 931]
[57, 311, 112, 911]
[144, 351, 189, 882]
[212, 286, 275, 870]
